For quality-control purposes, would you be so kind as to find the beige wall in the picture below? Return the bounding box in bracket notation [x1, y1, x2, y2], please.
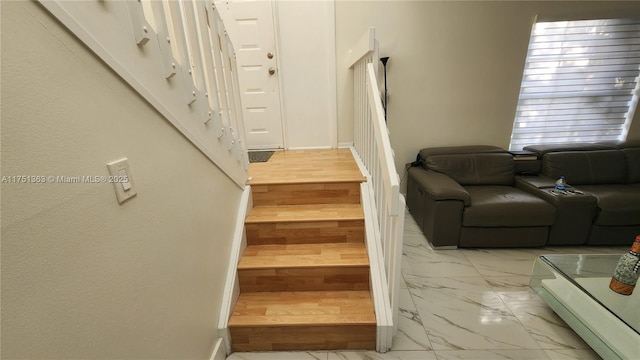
[336, 1, 640, 178]
[1, 2, 241, 358]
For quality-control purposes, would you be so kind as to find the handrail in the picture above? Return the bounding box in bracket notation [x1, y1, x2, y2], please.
[38, 0, 249, 188]
[349, 28, 405, 352]
[365, 63, 400, 216]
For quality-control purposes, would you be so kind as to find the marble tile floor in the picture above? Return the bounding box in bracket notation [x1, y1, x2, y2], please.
[228, 209, 628, 360]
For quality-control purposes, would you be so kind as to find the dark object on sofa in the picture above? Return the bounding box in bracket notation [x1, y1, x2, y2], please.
[407, 145, 557, 248]
[523, 141, 640, 245]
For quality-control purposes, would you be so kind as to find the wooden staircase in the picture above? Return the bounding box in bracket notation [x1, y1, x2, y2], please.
[228, 149, 376, 352]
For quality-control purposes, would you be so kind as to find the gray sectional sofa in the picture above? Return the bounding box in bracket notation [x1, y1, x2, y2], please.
[407, 141, 640, 248]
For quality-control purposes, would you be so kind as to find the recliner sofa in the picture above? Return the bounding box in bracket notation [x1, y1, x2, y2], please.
[407, 145, 557, 248]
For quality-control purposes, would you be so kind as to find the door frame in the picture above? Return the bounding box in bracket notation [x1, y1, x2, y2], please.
[270, 0, 288, 150]
[216, 0, 287, 151]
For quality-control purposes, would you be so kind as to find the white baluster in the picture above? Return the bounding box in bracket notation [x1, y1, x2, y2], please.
[166, 0, 198, 105]
[219, 31, 242, 153]
[149, 0, 177, 79]
[209, 9, 233, 150]
[197, 1, 225, 136]
[126, 0, 150, 46]
[182, 0, 212, 124]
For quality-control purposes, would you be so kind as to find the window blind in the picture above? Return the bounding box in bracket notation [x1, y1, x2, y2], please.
[509, 19, 640, 150]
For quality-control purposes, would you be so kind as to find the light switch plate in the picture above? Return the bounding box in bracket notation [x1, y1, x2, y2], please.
[106, 158, 137, 204]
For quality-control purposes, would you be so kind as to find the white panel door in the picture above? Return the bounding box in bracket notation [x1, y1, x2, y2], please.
[221, 0, 284, 150]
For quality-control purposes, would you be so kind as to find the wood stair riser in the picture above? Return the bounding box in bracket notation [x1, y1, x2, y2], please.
[246, 220, 365, 245]
[229, 324, 376, 352]
[251, 182, 361, 206]
[238, 243, 369, 266]
[238, 266, 370, 292]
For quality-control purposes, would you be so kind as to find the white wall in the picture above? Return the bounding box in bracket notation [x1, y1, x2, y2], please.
[276, 0, 337, 149]
[336, 1, 640, 180]
[1, 1, 240, 358]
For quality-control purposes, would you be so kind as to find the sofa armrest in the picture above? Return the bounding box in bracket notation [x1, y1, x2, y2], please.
[408, 167, 471, 206]
[408, 166, 465, 248]
[515, 175, 556, 191]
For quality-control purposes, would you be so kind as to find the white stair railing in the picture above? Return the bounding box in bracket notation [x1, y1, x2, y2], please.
[38, 0, 249, 187]
[349, 28, 406, 352]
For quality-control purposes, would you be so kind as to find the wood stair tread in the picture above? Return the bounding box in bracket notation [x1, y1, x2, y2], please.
[228, 290, 376, 327]
[238, 243, 369, 269]
[248, 177, 366, 186]
[248, 149, 367, 186]
[246, 204, 364, 224]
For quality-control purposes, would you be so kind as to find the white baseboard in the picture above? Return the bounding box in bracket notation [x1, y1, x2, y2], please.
[350, 145, 397, 352]
[286, 145, 333, 150]
[339, 142, 354, 148]
[351, 147, 393, 352]
[361, 182, 393, 353]
[209, 338, 227, 360]
[217, 185, 252, 354]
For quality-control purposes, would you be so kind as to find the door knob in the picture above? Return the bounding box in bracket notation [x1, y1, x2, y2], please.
[268, 67, 275, 75]
[267, 52, 274, 59]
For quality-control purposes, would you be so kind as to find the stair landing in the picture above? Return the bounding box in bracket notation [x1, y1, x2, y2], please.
[248, 149, 366, 185]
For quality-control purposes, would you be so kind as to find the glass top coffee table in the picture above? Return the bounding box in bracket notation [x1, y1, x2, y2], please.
[530, 254, 639, 360]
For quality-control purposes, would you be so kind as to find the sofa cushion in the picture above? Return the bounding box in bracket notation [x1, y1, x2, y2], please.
[579, 184, 640, 226]
[425, 153, 515, 186]
[542, 150, 627, 185]
[623, 148, 640, 183]
[462, 186, 556, 227]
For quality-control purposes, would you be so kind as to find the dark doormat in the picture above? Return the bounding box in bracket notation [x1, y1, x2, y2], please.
[248, 151, 275, 163]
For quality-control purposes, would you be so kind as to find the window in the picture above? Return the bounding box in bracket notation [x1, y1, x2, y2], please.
[509, 19, 640, 150]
